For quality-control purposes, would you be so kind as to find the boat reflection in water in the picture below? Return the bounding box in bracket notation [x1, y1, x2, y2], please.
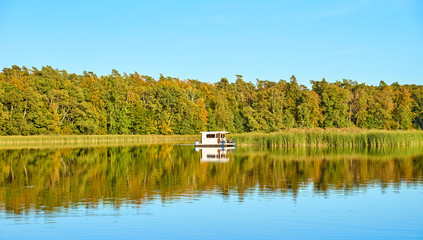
[195, 147, 235, 162]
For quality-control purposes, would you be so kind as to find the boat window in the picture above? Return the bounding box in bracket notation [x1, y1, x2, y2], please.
[206, 134, 216, 138]
[207, 154, 216, 158]
[222, 134, 225, 138]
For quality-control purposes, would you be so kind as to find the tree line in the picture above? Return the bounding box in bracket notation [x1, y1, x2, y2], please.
[0, 65, 422, 135]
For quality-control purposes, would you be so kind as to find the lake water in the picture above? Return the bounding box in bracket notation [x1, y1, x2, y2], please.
[1, 145, 422, 239]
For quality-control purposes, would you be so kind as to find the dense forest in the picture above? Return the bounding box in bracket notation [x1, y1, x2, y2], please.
[0, 65, 422, 135]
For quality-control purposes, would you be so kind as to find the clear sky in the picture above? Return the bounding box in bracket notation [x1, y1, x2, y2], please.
[0, 0, 422, 86]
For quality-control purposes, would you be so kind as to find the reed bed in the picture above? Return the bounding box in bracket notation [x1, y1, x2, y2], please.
[0, 134, 198, 149]
[1, 129, 423, 149]
[231, 129, 423, 148]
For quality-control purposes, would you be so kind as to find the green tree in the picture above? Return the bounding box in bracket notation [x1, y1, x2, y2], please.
[411, 86, 423, 129]
[320, 83, 353, 128]
[392, 86, 413, 129]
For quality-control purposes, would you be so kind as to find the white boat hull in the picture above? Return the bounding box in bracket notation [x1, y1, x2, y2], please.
[194, 143, 236, 148]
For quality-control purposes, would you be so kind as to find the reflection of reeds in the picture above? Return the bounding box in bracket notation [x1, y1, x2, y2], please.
[232, 129, 423, 147]
[235, 145, 423, 161]
[0, 135, 198, 149]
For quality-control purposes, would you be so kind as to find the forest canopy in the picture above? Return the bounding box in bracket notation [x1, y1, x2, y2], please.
[0, 65, 422, 135]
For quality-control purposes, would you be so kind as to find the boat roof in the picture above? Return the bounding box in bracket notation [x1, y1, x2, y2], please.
[200, 131, 229, 134]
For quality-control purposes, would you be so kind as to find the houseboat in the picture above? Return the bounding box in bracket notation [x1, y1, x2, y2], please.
[194, 131, 236, 148]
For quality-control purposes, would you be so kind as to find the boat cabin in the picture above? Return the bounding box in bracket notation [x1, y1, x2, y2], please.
[200, 131, 228, 144]
[195, 131, 235, 147]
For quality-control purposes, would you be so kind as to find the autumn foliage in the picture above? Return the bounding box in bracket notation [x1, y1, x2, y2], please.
[0, 66, 422, 135]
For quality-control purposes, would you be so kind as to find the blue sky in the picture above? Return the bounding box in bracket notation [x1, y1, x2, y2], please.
[0, 0, 422, 86]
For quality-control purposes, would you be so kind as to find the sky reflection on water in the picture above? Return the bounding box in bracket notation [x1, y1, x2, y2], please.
[2, 186, 422, 240]
[1, 145, 423, 239]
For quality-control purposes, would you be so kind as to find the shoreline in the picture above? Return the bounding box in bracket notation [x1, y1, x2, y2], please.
[0, 129, 422, 148]
[0, 134, 198, 149]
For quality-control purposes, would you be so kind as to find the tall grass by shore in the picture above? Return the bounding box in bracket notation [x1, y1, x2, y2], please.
[1, 129, 423, 149]
[0, 134, 198, 149]
[231, 129, 423, 148]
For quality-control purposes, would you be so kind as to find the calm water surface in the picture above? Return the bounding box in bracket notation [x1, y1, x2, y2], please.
[0, 145, 422, 239]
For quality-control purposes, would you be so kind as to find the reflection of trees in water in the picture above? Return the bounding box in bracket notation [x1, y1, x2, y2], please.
[0, 145, 422, 214]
